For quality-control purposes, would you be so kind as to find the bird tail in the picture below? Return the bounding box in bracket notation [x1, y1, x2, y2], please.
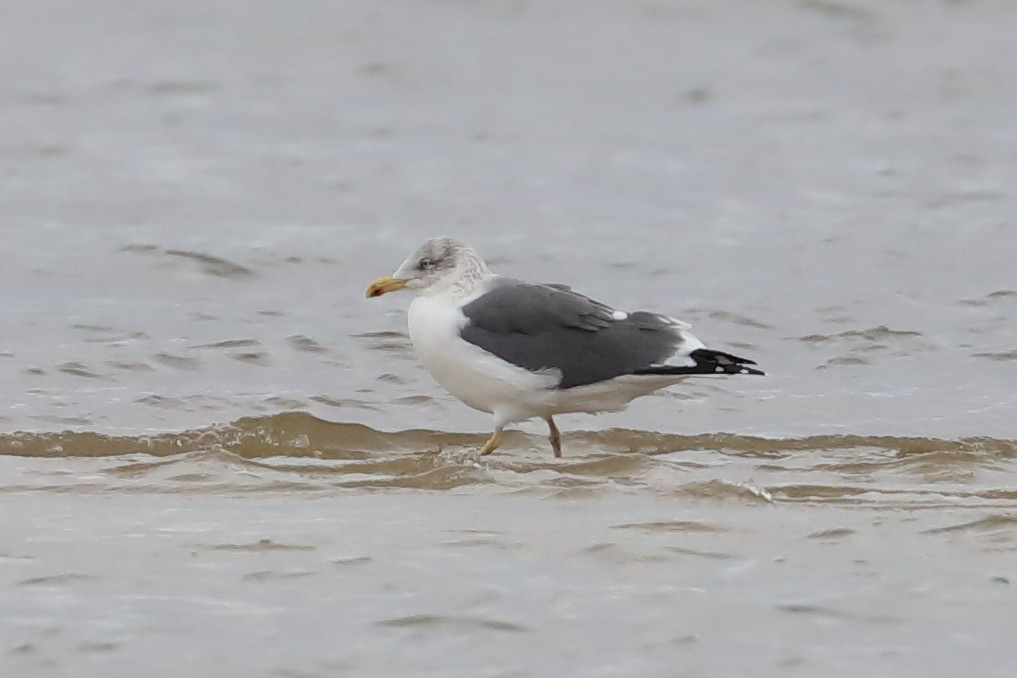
[633, 348, 765, 377]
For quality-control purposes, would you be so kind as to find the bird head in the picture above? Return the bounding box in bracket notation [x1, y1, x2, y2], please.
[366, 237, 487, 298]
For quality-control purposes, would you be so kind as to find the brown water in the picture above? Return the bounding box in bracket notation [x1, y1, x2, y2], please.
[3, 0, 1017, 676]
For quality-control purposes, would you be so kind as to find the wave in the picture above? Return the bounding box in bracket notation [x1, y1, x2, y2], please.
[3, 412, 1015, 506]
[2, 411, 1014, 459]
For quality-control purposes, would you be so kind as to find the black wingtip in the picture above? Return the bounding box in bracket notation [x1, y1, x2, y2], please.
[691, 348, 765, 376]
[633, 348, 765, 377]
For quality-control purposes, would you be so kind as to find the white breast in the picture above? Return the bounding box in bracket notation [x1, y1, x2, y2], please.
[407, 295, 557, 423]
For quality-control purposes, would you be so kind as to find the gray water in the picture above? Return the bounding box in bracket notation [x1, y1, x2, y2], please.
[2, 1, 1017, 676]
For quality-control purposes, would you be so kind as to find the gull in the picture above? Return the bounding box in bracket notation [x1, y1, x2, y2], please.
[366, 237, 763, 457]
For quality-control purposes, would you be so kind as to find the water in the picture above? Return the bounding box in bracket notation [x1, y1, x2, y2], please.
[3, 0, 1017, 676]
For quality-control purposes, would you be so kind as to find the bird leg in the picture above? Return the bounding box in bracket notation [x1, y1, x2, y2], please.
[479, 427, 504, 456]
[545, 416, 562, 458]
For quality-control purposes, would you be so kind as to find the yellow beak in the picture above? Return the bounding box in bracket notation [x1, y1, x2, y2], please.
[365, 275, 408, 298]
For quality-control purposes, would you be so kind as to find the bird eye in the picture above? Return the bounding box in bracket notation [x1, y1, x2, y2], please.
[418, 258, 435, 271]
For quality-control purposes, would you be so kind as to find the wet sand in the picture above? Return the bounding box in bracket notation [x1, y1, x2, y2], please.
[3, 0, 1017, 676]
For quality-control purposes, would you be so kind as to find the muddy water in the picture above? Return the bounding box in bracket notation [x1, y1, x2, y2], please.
[3, 0, 1017, 676]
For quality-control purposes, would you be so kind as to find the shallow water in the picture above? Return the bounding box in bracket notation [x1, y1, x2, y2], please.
[3, 0, 1017, 676]
[5, 420, 1017, 677]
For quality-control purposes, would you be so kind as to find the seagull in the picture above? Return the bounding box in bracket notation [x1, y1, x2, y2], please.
[365, 237, 763, 458]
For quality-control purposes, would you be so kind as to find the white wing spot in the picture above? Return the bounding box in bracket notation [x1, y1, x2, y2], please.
[612, 311, 629, 321]
[715, 366, 724, 373]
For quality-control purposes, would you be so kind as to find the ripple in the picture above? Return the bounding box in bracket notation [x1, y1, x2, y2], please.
[149, 80, 220, 95]
[107, 360, 155, 373]
[777, 603, 897, 624]
[56, 361, 105, 379]
[242, 570, 316, 581]
[205, 539, 316, 553]
[287, 335, 329, 353]
[707, 310, 775, 329]
[667, 546, 735, 560]
[376, 614, 528, 633]
[798, 326, 928, 345]
[164, 250, 254, 278]
[191, 339, 262, 349]
[806, 528, 856, 540]
[124, 245, 254, 278]
[332, 556, 372, 567]
[232, 352, 269, 365]
[960, 289, 1017, 306]
[18, 573, 99, 587]
[674, 480, 775, 504]
[973, 349, 1017, 362]
[354, 330, 413, 356]
[28, 414, 93, 426]
[800, 325, 935, 367]
[922, 515, 1017, 535]
[309, 395, 380, 411]
[152, 352, 200, 370]
[611, 520, 728, 534]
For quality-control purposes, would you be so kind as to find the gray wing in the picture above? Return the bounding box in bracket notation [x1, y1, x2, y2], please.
[458, 279, 685, 389]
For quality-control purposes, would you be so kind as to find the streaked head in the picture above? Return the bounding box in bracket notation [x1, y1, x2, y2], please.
[366, 237, 489, 298]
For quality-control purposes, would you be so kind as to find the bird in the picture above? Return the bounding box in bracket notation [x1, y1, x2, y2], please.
[365, 237, 763, 458]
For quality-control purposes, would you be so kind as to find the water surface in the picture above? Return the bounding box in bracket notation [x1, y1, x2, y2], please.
[2, 0, 1016, 676]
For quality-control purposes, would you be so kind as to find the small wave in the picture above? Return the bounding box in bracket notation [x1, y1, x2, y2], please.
[922, 515, 1017, 535]
[2, 412, 1014, 460]
[2, 413, 1015, 505]
[973, 349, 1017, 362]
[611, 520, 728, 534]
[123, 245, 255, 278]
[960, 289, 1017, 306]
[376, 614, 528, 633]
[287, 334, 330, 354]
[162, 249, 254, 278]
[798, 326, 925, 344]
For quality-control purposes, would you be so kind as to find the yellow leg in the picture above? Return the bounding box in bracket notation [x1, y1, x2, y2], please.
[546, 417, 562, 458]
[479, 428, 504, 456]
